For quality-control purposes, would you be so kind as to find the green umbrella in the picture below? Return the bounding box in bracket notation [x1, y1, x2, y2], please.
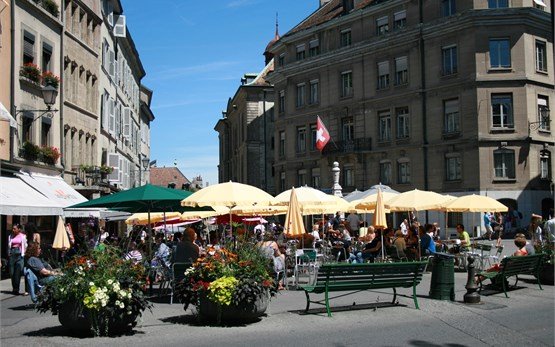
[68, 184, 196, 213]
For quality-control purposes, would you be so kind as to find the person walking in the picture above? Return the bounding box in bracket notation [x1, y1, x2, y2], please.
[483, 212, 494, 241]
[8, 224, 28, 295]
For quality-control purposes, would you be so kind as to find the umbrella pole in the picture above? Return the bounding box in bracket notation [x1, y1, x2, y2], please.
[147, 207, 152, 259]
[381, 230, 384, 261]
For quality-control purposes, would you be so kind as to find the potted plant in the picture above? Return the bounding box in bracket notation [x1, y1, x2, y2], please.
[40, 0, 59, 17]
[42, 71, 60, 89]
[534, 239, 554, 285]
[40, 146, 61, 165]
[100, 165, 114, 175]
[20, 63, 41, 84]
[36, 247, 152, 336]
[175, 241, 276, 324]
[20, 141, 40, 161]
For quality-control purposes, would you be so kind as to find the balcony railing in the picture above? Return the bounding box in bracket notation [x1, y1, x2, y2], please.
[73, 166, 111, 187]
[323, 137, 372, 154]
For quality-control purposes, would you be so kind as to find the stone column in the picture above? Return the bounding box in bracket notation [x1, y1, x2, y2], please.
[331, 161, 342, 197]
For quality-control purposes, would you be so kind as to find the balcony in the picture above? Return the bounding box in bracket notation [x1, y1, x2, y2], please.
[73, 165, 113, 187]
[323, 137, 372, 154]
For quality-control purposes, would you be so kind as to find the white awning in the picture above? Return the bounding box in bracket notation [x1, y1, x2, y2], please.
[16, 172, 87, 208]
[63, 207, 130, 220]
[0, 176, 63, 216]
[533, 0, 546, 7]
[0, 102, 17, 128]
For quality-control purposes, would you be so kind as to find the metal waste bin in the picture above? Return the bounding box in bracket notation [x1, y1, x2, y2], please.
[429, 252, 455, 301]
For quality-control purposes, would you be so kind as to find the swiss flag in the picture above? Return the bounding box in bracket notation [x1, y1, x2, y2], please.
[316, 116, 330, 152]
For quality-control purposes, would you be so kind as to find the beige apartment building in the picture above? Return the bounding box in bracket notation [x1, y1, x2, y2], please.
[0, 0, 12, 162]
[267, 0, 554, 220]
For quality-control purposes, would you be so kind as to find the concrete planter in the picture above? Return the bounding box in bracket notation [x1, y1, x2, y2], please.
[197, 290, 270, 323]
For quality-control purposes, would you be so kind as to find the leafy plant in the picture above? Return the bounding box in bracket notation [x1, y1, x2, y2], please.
[175, 241, 276, 313]
[36, 247, 152, 336]
[100, 165, 114, 174]
[41, 0, 59, 17]
[40, 146, 60, 165]
[534, 239, 554, 265]
[20, 63, 41, 83]
[42, 71, 60, 89]
[21, 141, 40, 161]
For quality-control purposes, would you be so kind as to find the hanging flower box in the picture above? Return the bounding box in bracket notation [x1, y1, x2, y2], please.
[39, 146, 61, 165]
[42, 71, 60, 89]
[20, 63, 41, 84]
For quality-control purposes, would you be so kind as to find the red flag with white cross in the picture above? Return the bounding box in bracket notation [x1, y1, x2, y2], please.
[316, 116, 330, 152]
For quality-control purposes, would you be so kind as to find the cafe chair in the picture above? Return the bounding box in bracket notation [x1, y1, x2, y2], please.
[169, 262, 192, 304]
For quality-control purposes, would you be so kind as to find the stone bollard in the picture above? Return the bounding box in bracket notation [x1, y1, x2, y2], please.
[464, 255, 481, 304]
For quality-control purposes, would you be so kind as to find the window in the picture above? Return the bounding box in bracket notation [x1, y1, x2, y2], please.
[394, 11, 406, 30]
[278, 90, 285, 113]
[447, 212, 463, 228]
[377, 61, 390, 89]
[41, 42, 52, 72]
[297, 169, 307, 186]
[296, 126, 307, 153]
[23, 31, 35, 64]
[536, 40, 547, 72]
[296, 44, 305, 61]
[441, 0, 456, 17]
[491, 94, 513, 128]
[279, 131, 285, 157]
[278, 53, 285, 67]
[340, 29, 351, 47]
[395, 56, 408, 85]
[41, 117, 51, 146]
[442, 45, 457, 75]
[378, 111, 391, 142]
[445, 155, 462, 181]
[397, 160, 411, 184]
[489, 39, 510, 69]
[538, 95, 550, 131]
[309, 80, 319, 104]
[21, 112, 34, 144]
[296, 83, 305, 107]
[310, 124, 317, 150]
[444, 99, 460, 133]
[312, 169, 321, 188]
[309, 39, 320, 57]
[344, 166, 354, 187]
[341, 71, 353, 97]
[380, 161, 392, 185]
[396, 107, 409, 139]
[488, 0, 508, 8]
[540, 151, 551, 180]
[342, 117, 354, 141]
[280, 172, 286, 191]
[534, 0, 546, 9]
[376, 16, 389, 35]
[493, 149, 515, 179]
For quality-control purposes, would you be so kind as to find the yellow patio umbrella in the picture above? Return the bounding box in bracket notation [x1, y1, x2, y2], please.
[230, 205, 288, 216]
[284, 187, 306, 237]
[300, 195, 352, 215]
[274, 186, 336, 206]
[352, 191, 399, 210]
[440, 194, 508, 213]
[52, 216, 71, 250]
[125, 212, 182, 225]
[385, 189, 455, 212]
[181, 207, 228, 220]
[372, 189, 388, 259]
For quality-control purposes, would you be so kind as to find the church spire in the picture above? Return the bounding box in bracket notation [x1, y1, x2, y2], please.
[264, 12, 281, 65]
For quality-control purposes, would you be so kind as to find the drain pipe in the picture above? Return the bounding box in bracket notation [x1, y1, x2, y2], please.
[419, 0, 430, 222]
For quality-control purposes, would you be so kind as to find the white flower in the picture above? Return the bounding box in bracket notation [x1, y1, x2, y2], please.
[107, 279, 113, 285]
[89, 282, 94, 286]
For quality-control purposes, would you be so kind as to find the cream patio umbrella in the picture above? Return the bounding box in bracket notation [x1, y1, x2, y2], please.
[284, 188, 306, 247]
[385, 189, 455, 212]
[352, 191, 399, 210]
[372, 189, 388, 260]
[230, 205, 288, 216]
[52, 216, 71, 250]
[181, 207, 228, 220]
[274, 186, 336, 206]
[125, 212, 182, 225]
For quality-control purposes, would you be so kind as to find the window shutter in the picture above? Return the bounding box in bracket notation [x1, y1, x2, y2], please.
[108, 50, 115, 78]
[395, 56, 407, 71]
[109, 98, 115, 135]
[101, 93, 108, 130]
[107, 153, 120, 182]
[394, 11, 406, 21]
[115, 102, 121, 136]
[23, 32, 35, 59]
[123, 108, 130, 138]
[113, 15, 126, 37]
[378, 61, 389, 75]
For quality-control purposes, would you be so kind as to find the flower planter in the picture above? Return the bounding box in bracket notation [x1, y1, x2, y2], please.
[58, 300, 139, 336]
[198, 290, 270, 323]
[538, 263, 554, 285]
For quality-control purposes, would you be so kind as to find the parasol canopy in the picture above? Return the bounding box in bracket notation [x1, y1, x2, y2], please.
[125, 212, 182, 225]
[181, 181, 275, 208]
[52, 216, 71, 250]
[284, 187, 306, 236]
[385, 189, 455, 212]
[439, 194, 508, 212]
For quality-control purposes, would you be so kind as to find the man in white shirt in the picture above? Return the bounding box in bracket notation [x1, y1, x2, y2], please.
[400, 219, 409, 236]
[545, 210, 555, 242]
[346, 212, 361, 238]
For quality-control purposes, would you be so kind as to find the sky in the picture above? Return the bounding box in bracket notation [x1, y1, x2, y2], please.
[120, 0, 318, 186]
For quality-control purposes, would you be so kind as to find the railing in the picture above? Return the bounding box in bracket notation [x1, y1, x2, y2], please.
[323, 137, 372, 154]
[73, 166, 110, 187]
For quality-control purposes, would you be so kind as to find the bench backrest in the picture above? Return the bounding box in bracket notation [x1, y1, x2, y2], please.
[314, 262, 428, 289]
[500, 254, 543, 277]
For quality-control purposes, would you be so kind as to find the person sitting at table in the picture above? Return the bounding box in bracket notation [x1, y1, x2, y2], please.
[419, 226, 436, 257]
[257, 233, 285, 290]
[392, 229, 407, 259]
[359, 226, 375, 243]
[25, 242, 59, 285]
[124, 241, 143, 265]
[173, 228, 200, 264]
[514, 233, 535, 255]
[456, 224, 471, 252]
[310, 224, 321, 247]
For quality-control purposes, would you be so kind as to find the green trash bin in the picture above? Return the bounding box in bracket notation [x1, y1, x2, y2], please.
[429, 252, 455, 301]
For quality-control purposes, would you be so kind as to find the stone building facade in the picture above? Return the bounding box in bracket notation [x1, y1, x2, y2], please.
[267, 0, 554, 219]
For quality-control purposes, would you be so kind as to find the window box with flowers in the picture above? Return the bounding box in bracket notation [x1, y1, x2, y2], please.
[39, 146, 60, 165]
[20, 63, 42, 84]
[42, 71, 60, 89]
[36, 247, 152, 336]
[20, 141, 41, 161]
[175, 241, 276, 324]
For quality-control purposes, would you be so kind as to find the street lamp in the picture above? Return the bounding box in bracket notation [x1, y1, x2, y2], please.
[142, 156, 150, 170]
[14, 85, 59, 117]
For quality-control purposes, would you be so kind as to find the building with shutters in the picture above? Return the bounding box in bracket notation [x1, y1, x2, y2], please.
[266, 0, 554, 221]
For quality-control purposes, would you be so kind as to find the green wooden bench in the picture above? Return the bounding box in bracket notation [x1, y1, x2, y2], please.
[478, 254, 544, 298]
[300, 261, 428, 317]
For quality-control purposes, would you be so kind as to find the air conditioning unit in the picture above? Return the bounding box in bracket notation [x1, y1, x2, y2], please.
[113, 15, 126, 37]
